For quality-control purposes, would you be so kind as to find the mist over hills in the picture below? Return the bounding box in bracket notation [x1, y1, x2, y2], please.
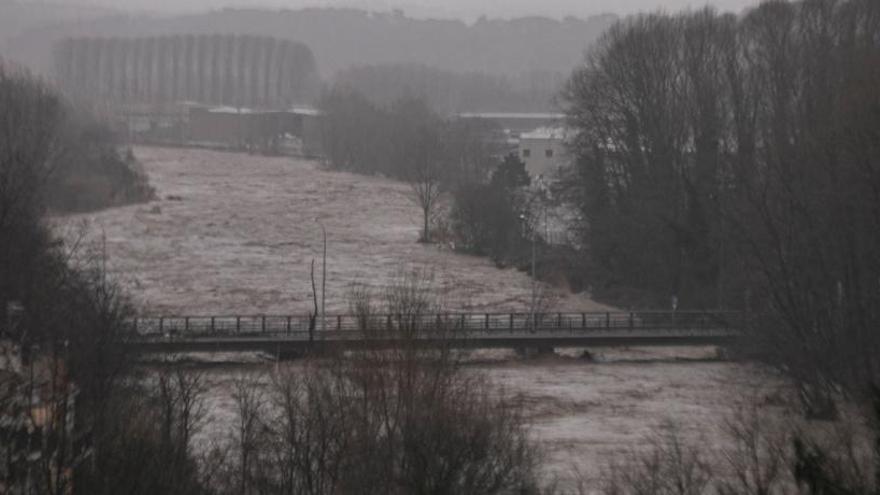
[2, 4, 616, 87]
[0, 0, 118, 52]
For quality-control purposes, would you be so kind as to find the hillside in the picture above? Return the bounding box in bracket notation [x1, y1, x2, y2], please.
[4, 6, 616, 80]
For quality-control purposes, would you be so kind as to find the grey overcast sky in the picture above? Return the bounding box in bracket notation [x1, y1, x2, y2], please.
[57, 0, 762, 20]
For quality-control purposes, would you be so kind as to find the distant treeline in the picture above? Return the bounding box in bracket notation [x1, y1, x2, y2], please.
[320, 90, 502, 182]
[333, 63, 562, 114]
[6, 7, 615, 111]
[53, 34, 320, 108]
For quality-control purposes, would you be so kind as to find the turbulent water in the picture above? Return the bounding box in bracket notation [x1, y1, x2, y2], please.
[59, 147, 787, 489]
[183, 348, 788, 489]
[57, 146, 612, 315]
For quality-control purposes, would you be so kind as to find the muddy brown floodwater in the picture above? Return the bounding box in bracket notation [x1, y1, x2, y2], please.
[58, 147, 788, 491]
[57, 146, 613, 315]
[190, 350, 790, 492]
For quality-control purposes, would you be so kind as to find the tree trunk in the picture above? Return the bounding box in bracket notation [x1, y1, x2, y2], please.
[422, 208, 430, 242]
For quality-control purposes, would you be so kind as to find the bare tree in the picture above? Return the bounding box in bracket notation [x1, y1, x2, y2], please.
[210, 34, 223, 104]
[154, 361, 209, 457]
[601, 423, 713, 495]
[716, 400, 791, 495]
[215, 270, 541, 494]
[230, 372, 267, 495]
[407, 130, 444, 243]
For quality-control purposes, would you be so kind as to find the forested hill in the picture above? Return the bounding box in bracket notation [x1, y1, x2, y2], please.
[0, 0, 117, 52]
[3, 6, 616, 79]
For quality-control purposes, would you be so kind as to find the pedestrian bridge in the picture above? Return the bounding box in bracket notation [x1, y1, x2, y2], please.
[127, 311, 741, 354]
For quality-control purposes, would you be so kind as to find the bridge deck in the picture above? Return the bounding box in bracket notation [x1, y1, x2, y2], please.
[127, 311, 741, 353]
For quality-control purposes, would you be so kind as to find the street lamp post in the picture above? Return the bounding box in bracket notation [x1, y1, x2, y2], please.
[315, 218, 327, 332]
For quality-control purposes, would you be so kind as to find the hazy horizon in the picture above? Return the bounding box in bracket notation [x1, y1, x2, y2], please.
[22, 0, 762, 21]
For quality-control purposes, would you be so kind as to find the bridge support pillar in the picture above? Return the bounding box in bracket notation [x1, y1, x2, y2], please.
[514, 345, 555, 359]
[275, 348, 306, 361]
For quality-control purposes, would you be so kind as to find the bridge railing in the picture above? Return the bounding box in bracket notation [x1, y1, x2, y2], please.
[130, 311, 741, 339]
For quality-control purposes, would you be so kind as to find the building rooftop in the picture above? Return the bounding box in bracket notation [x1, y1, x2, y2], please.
[289, 106, 322, 117]
[458, 112, 566, 120]
[201, 105, 322, 116]
[207, 106, 259, 115]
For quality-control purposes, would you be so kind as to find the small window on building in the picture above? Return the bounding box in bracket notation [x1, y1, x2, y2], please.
[545, 149, 554, 158]
[522, 148, 531, 158]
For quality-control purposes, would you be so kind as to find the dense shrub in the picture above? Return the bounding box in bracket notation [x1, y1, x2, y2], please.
[450, 182, 521, 260]
[47, 116, 154, 212]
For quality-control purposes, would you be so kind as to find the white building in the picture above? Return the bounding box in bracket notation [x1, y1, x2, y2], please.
[518, 127, 569, 178]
